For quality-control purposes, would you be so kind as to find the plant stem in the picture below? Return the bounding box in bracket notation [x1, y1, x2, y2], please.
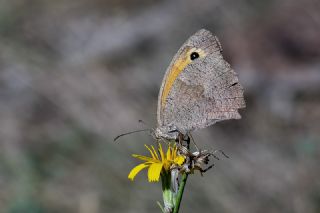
[161, 172, 175, 211]
[173, 173, 188, 213]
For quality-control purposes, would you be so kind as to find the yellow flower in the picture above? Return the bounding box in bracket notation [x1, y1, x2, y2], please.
[128, 143, 185, 182]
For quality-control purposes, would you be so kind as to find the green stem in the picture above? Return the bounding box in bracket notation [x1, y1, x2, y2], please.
[161, 172, 175, 212]
[173, 173, 188, 213]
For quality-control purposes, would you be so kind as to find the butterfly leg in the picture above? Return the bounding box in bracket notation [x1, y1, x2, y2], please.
[199, 163, 215, 176]
[184, 134, 190, 150]
[189, 133, 199, 151]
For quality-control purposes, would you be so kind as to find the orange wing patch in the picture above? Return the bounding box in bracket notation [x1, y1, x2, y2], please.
[160, 47, 206, 109]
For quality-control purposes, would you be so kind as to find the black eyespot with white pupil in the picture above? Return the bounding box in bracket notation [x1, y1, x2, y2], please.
[190, 52, 200, 60]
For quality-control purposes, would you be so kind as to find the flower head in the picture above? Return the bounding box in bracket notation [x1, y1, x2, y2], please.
[128, 143, 185, 182]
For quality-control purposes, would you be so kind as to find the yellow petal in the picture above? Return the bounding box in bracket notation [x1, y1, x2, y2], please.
[145, 145, 158, 160]
[128, 163, 149, 181]
[151, 145, 160, 160]
[132, 154, 157, 163]
[158, 143, 165, 162]
[166, 145, 172, 160]
[174, 156, 185, 165]
[148, 163, 163, 182]
[172, 146, 177, 159]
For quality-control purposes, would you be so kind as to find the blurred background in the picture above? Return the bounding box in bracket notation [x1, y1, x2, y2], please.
[0, 0, 319, 212]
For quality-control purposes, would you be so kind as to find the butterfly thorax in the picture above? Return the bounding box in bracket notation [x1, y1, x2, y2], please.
[154, 125, 180, 140]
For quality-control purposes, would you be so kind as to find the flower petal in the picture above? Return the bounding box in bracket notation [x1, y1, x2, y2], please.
[132, 154, 157, 163]
[128, 163, 149, 181]
[151, 145, 159, 160]
[174, 156, 185, 165]
[144, 145, 158, 160]
[158, 143, 165, 162]
[166, 145, 172, 160]
[172, 146, 178, 159]
[148, 163, 163, 182]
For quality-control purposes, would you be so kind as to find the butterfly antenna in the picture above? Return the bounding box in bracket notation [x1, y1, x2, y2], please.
[139, 119, 152, 127]
[114, 129, 151, 142]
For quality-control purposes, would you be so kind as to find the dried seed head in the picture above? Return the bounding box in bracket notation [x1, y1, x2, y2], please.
[176, 145, 228, 175]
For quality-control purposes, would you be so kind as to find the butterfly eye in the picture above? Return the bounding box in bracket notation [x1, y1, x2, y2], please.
[190, 52, 200, 60]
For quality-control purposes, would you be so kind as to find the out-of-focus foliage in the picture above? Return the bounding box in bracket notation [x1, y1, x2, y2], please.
[0, 0, 319, 212]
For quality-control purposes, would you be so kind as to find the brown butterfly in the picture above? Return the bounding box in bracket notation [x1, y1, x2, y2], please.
[155, 29, 245, 140]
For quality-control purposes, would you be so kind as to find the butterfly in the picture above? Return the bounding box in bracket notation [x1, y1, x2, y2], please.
[154, 29, 245, 141]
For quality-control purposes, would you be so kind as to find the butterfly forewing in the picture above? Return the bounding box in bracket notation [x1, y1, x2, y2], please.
[156, 29, 245, 138]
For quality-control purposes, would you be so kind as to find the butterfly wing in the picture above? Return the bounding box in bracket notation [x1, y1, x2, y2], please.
[156, 29, 245, 137]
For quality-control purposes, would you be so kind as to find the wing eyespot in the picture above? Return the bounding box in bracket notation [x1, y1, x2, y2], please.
[190, 52, 200, 60]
